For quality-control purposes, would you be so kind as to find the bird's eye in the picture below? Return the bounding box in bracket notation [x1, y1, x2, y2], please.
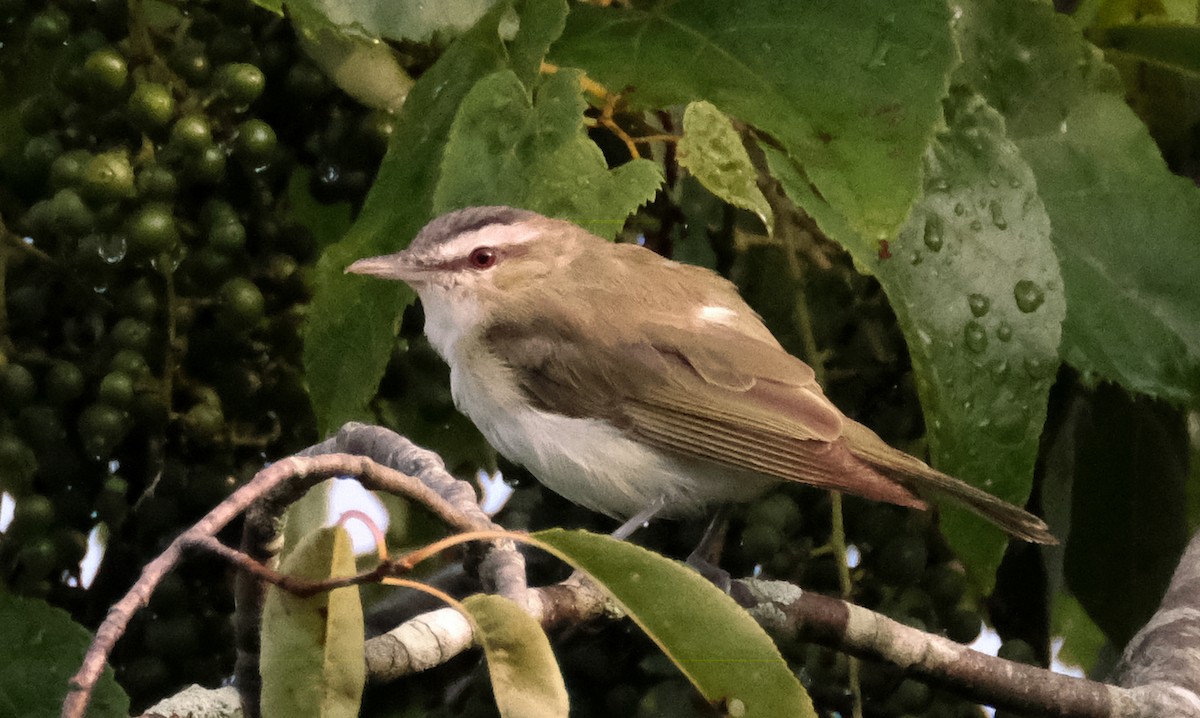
[468, 247, 497, 269]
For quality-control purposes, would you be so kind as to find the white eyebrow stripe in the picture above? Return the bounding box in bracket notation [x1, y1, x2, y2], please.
[438, 224, 541, 260]
[698, 305, 738, 324]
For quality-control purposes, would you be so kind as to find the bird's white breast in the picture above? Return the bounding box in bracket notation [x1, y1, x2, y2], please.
[441, 335, 772, 519]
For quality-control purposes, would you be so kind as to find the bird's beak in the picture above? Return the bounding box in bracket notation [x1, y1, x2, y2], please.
[345, 252, 426, 284]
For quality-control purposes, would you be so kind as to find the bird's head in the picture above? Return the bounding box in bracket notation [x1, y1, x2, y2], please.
[346, 206, 598, 353]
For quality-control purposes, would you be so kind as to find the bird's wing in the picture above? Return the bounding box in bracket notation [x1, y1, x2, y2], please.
[483, 319, 924, 508]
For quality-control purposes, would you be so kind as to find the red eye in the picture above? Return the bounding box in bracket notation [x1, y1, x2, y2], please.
[468, 247, 497, 269]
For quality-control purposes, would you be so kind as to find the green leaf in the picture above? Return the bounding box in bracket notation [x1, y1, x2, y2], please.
[462, 594, 569, 718]
[261, 526, 365, 718]
[677, 101, 772, 232]
[296, 29, 413, 111]
[433, 67, 663, 237]
[0, 590, 129, 718]
[1057, 385, 1190, 648]
[532, 529, 815, 718]
[304, 0, 567, 435]
[1092, 23, 1200, 78]
[763, 91, 1064, 591]
[956, 0, 1200, 404]
[255, 0, 499, 44]
[549, 0, 956, 240]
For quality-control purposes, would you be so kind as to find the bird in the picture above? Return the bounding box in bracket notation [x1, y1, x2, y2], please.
[346, 206, 1055, 544]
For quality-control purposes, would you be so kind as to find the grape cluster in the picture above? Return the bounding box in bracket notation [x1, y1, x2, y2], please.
[0, 0, 389, 706]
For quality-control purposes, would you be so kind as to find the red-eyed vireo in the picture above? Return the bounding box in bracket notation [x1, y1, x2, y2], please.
[347, 206, 1054, 544]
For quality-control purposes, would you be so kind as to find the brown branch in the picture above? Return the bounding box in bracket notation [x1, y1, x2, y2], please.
[63, 454, 364, 718]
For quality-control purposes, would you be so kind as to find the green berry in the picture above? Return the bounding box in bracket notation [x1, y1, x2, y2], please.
[77, 402, 129, 458]
[97, 371, 135, 408]
[233, 119, 276, 162]
[22, 134, 62, 176]
[83, 47, 128, 94]
[748, 493, 802, 533]
[119, 278, 159, 320]
[111, 317, 152, 351]
[45, 361, 86, 404]
[218, 277, 264, 330]
[82, 151, 135, 202]
[49, 189, 94, 235]
[136, 164, 178, 200]
[875, 535, 929, 586]
[739, 523, 782, 559]
[126, 203, 178, 255]
[169, 114, 213, 153]
[50, 149, 91, 189]
[0, 435, 38, 492]
[924, 563, 967, 607]
[207, 217, 245, 252]
[0, 364, 37, 408]
[997, 639, 1039, 666]
[190, 144, 227, 183]
[11, 494, 55, 535]
[944, 607, 982, 644]
[183, 402, 224, 442]
[29, 7, 70, 46]
[109, 349, 149, 378]
[168, 43, 210, 84]
[18, 537, 58, 578]
[128, 82, 175, 130]
[20, 93, 66, 135]
[216, 62, 266, 105]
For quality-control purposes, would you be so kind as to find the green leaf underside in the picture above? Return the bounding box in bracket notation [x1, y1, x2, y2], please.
[532, 528, 815, 718]
[677, 101, 772, 232]
[549, 0, 956, 240]
[1093, 23, 1200, 78]
[957, 0, 1200, 403]
[1060, 386, 1190, 648]
[255, 0, 498, 44]
[462, 594, 569, 718]
[764, 90, 1065, 590]
[261, 527, 365, 718]
[434, 68, 662, 235]
[303, 0, 568, 435]
[0, 591, 129, 718]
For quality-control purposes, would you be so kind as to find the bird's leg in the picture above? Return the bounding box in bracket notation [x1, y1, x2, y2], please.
[686, 506, 733, 593]
[610, 495, 667, 540]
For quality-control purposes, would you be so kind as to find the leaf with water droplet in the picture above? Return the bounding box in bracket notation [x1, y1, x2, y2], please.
[763, 90, 1064, 591]
[1013, 279, 1044, 313]
[964, 320, 988, 353]
[923, 215, 944, 251]
[968, 293, 990, 317]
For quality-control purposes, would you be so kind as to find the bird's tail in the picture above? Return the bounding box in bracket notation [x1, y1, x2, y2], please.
[841, 420, 1057, 544]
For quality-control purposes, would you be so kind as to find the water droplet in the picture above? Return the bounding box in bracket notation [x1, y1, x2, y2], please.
[988, 176, 1000, 188]
[926, 176, 950, 193]
[1014, 280, 1045, 313]
[969, 219, 983, 231]
[996, 322, 1013, 341]
[909, 251, 923, 266]
[923, 216, 944, 251]
[1008, 176, 1023, 189]
[967, 294, 990, 317]
[97, 234, 127, 264]
[1059, 120, 1068, 134]
[964, 320, 988, 353]
[991, 358, 1009, 376]
[953, 203, 965, 216]
[989, 200, 1008, 230]
[1024, 356, 1051, 379]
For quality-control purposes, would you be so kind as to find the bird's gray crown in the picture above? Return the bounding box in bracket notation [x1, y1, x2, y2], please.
[411, 206, 541, 252]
